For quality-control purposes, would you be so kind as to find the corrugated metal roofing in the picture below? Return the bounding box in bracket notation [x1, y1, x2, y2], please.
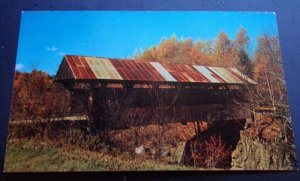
[207, 67, 244, 84]
[229, 68, 257, 84]
[85, 57, 123, 80]
[192, 65, 224, 83]
[161, 63, 210, 83]
[55, 55, 256, 85]
[150, 62, 176, 81]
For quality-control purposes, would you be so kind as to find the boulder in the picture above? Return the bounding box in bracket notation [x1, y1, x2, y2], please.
[135, 145, 144, 154]
[231, 130, 297, 170]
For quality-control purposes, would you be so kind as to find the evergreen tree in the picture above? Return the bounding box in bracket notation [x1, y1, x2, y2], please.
[238, 49, 253, 76]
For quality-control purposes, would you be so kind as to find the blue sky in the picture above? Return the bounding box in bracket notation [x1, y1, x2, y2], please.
[16, 11, 278, 75]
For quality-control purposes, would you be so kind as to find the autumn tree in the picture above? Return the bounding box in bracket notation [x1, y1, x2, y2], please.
[193, 40, 214, 65]
[235, 27, 249, 50]
[253, 34, 285, 113]
[134, 27, 254, 71]
[10, 70, 70, 122]
[135, 35, 206, 65]
[214, 31, 236, 66]
[251, 32, 293, 143]
[156, 35, 179, 63]
[137, 47, 157, 62]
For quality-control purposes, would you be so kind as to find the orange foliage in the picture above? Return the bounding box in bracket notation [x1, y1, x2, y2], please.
[134, 27, 252, 74]
[11, 70, 70, 121]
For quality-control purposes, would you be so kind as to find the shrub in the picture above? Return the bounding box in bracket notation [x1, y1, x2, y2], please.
[189, 135, 232, 169]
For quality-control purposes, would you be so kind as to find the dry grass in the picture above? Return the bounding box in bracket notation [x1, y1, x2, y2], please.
[4, 138, 205, 172]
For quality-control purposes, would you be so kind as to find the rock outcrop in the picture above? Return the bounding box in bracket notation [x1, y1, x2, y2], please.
[231, 129, 297, 170]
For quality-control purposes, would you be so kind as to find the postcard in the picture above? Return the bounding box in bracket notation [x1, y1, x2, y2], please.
[4, 11, 297, 171]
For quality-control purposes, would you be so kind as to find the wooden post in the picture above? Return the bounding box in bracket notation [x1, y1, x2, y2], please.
[70, 91, 77, 114]
[87, 87, 95, 133]
[87, 83, 105, 133]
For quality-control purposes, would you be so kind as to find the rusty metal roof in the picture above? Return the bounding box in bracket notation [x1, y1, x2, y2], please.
[55, 55, 256, 85]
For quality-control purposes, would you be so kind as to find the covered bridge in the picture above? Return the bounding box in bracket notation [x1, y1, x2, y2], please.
[55, 55, 256, 130]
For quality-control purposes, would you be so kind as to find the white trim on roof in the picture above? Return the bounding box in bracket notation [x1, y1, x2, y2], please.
[150, 62, 177, 82]
[193, 65, 220, 83]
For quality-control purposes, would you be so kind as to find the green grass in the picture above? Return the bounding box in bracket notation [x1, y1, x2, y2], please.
[4, 138, 202, 172]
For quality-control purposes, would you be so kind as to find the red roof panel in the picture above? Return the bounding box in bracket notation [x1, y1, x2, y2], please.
[66, 56, 97, 79]
[161, 63, 209, 82]
[110, 59, 165, 82]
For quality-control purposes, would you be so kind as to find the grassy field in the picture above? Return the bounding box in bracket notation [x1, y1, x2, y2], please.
[4, 138, 204, 172]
